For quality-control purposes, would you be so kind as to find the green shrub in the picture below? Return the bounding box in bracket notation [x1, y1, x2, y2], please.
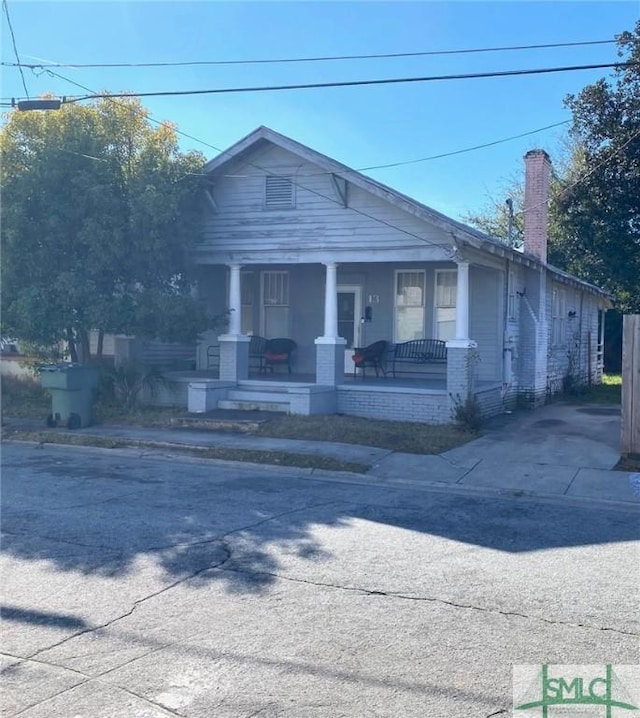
[99, 361, 167, 411]
[450, 393, 484, 433]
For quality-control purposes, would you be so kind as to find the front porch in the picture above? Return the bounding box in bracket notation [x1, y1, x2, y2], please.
[186, 255, 506, 423]
[151, 368, 503, 425]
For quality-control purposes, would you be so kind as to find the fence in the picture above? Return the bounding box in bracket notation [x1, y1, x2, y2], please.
[621, 314, 640, 458]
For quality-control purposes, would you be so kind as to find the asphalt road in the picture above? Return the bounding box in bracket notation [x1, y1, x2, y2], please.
[1, 442, 638, 718]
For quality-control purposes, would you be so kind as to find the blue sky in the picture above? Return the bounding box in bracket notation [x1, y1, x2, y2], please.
[2, 1, 638, 220]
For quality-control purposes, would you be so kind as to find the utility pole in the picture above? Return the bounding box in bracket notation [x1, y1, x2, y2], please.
[505, 197, 514, 247]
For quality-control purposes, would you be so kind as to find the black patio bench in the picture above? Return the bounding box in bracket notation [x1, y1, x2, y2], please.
[387, 339, 447, 378]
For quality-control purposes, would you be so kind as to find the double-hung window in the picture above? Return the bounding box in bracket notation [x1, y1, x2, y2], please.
[261, 271, 289, 337]
[434, 270, 457, 341]
[552, 287, 566, 346]
[394, 270, 425, 342]
[240, 272, 254, 335]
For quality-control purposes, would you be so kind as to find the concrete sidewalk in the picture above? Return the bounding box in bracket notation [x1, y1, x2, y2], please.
[4, 402, 640, 509]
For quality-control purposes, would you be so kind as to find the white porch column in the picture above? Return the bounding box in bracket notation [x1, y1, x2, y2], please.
[315, 261, 345, 385]
[323, 262, 338, 338]
[455, 261, 470, 341]
[217, 263, 249, 383]
[228, 263, 242, 335]
[446, 260, 477, 405]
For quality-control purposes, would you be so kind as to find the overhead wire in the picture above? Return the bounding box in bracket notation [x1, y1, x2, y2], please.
[58, 61, 639, 102]
[11, 66, 636, 250]
[2, 37, 618, 69]
[1, 0, 29, 97]
[34, 69, 450, 250]
[519, 124, 640, 218]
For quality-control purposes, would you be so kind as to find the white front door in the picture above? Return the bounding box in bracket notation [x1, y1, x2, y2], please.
[337, 286, 363, 348]
[337, 285, 362, 374]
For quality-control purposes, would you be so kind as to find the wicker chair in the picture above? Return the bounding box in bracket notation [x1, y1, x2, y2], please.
[352, 340, 388, 378]
[263, 338, 297, 374]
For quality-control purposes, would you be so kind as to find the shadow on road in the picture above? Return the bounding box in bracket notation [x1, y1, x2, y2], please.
[2, 444, 639, 594]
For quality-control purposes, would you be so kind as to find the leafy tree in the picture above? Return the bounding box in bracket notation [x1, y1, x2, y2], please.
[1, 96, 213, 361]
[553, 23, 640, 313]
[464, 24, 640, 314]
[462, 174, 526, 249]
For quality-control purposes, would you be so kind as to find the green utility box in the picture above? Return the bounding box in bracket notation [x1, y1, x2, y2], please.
[39, 364, 100, 429]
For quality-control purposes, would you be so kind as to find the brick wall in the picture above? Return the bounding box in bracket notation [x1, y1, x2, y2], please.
[523, 149, 551, 264]
[337, 386, 450, 424]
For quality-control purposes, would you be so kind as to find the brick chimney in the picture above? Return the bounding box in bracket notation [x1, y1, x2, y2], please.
[523, 149, 552, 264]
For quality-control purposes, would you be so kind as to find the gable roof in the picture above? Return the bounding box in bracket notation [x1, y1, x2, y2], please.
[204, 126, 610, 300]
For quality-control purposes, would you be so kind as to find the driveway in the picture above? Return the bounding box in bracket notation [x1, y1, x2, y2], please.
[1, 440, 638, 717]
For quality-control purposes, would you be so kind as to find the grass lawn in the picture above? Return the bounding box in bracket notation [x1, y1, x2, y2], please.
[563, 374, 622, 404]
[255, 414, 473, 454]
[1, 374, 50, 417]
[2, 374, 474, 455]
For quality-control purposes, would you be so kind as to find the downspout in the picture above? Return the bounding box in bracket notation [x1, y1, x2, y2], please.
[502, 259, 513, 398]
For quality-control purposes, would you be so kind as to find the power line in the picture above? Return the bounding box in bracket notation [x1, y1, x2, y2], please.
[18, 67, 636, 252]
[43, 68, 225, 154]
[61, 61, 639, 102]
[1, 0, 29, 97]
[2, 38, 617, 70]
[356, 121, 572, 171]
[35, 69, 572, 174]
[519, 125, 640, 217]
[36, 70, 449, 251]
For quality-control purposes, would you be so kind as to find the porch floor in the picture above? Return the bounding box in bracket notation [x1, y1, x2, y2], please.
[166, 369, 454, 391]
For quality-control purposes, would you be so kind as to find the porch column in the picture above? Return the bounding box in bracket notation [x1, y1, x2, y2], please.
[323, 262, 338, 338]
[228, 263, 242, 335]
[218, 263, 249, 382]
[315, 261, 346, 386]
[455, 261, 470, 341]
[446, 261, 478, 406]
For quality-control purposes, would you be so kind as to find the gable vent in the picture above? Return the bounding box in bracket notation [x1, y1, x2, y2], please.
[265, 175, 295, 208]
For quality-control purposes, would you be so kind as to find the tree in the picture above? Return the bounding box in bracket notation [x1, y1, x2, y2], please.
[464, 25, 640, 315]
[462, 174, 526, 249]
[552, 23, 640, 313]
[1, 96, 212, 361]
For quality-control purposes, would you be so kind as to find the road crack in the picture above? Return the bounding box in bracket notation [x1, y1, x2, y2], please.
[215, 566, 638, 637]
[1, 650, 182, 717]
[23, 499, 339, 664]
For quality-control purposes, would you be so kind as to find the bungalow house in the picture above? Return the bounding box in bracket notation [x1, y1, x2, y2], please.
[180, 126, 609, 423]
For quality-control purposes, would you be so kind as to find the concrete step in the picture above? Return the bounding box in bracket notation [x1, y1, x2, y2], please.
[218, 399, 289, 413]
[227, 389, 290, 403]
[239, 380, 309, 390]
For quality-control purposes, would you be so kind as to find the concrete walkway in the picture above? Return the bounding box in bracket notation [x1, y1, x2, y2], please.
[4, 402, 640, 509]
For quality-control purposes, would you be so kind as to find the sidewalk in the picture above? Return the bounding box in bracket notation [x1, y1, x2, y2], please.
[4, 403, 640, 510]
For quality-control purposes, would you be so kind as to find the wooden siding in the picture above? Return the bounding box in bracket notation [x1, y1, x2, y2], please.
[200, 145, 453, 261]
[469, 266, 502, 382]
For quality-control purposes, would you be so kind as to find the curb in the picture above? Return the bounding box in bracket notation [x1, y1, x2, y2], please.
[4, 436, 639, 514]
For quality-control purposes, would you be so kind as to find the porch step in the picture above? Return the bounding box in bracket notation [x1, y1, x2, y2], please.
[219, 388, 290, 413]
[217, 399, 289, 413]
[228, 389, 290, 403]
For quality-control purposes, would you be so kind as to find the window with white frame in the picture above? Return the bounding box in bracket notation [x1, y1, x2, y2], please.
[394, 270, 425, 342]
[434, 270, 457, 341]
[240, 272, 254, 335]
[552, 287, 566, 346]
[262, 271, 289, 337]
[265, 176, 295, 209]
